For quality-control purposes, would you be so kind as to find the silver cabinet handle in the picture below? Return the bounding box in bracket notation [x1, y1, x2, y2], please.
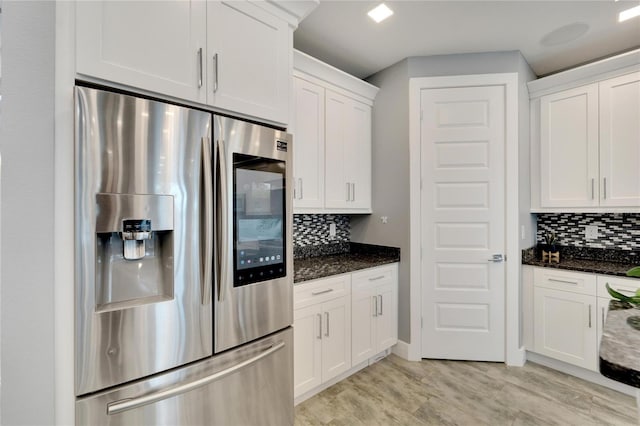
[317, 313, 322, 339]
[197, 47, 203, 88]
[591, 178, 595, 200]
[488, 254, 504, 262]
[603, 177, 607, 199]
[378, 295, 383, 315]
[311, 288, 333, 296]
[351, 183, 355, 201]
[588, 304, 592, 328]
[201, 137, 213, 305]
[213, 53, 219, 93]
[107, 341, 285, 415]
[373, 296, 378, 317]
[216, 134, 229, 302]
[548, 278, 578, 285]
[369, 275, 385, 281]
[299, 178, 303, 199]
[346, 182, 350, 202]
[325, 312, 330, 337]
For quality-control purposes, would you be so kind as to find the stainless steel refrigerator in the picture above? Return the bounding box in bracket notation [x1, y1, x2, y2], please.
[74, 86, 293, 425]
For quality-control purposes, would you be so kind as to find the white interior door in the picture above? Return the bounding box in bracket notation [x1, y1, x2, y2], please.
[421, 85, 505, 361]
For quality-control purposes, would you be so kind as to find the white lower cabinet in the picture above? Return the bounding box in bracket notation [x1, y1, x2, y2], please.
[351, 266, 398, 365]
[293, 263, 398, 400]
[530, 267, 640, 372]
[533, 286, 597, 371]
[293, 275, 351, 398]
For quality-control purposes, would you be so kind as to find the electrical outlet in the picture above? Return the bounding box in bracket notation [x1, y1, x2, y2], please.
[329, 222, 336, 238]
[381, 216, 388, 224]
[585, 225, 599, 240]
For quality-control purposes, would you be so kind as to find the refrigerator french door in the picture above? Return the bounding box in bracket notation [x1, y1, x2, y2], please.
[75, 86, 213, 396]
[74, 87, 294, 425]
[214, 115, 293, 352]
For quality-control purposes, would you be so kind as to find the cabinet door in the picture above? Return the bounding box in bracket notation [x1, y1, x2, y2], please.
[351, 288, 376, 365]
[534, 287, 597, 371]
[325, 90, 373, 211]
[293, 304, 322, 398]
[321, 296, 351, 382]
[540, 84, 599, 208]
[345, 101, 372, 210]
[76, 1, 206, 103]
[325, 90, 350, 209]
[375, 283, 397, 352]
[207, 1, 290, 124]
[599, 72, 640, 207]
[293, 78, 325, 210]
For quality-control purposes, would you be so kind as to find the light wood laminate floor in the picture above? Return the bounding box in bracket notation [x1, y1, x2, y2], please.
[295, 354, 637, 426]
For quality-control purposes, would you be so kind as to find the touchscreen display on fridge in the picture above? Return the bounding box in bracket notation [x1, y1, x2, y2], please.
[233, 153, 286, 286]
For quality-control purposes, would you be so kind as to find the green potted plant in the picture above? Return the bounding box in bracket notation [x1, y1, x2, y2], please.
[606, 266, 640, 305]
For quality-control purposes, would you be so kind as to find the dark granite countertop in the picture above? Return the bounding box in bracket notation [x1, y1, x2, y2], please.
[600, 300, 640, 388]
[294, 243, 400, 283]
[522, 245, 640, 278]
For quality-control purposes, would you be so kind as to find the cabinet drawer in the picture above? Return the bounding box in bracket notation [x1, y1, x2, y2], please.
[351, 265, 396, 293]
[294, 274, 350, 310]
[597, 275, 640, 299]
[533, 268, 596, 296]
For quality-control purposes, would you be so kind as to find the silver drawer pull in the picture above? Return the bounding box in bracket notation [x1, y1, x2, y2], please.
[368, 275, 385, 281]
[312, 288, 334, 296]
[548, 278, 578, 285]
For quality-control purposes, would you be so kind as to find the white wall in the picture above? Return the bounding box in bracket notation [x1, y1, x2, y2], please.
[0, 2, 57, 424]
[353, 51, 537, 348]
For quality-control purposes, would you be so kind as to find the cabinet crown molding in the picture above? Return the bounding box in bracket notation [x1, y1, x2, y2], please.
[264, 0, 319, 26]
[294, 49, 379, 102]
[528, 49, 640, 98]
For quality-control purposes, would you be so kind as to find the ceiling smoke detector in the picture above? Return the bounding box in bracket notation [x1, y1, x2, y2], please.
[540, 22, 590, 47]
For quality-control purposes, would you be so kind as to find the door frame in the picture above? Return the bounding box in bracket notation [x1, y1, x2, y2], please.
[408, 73, 524, 365]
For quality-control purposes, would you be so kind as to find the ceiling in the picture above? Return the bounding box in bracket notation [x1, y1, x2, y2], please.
[293, 0, 640, 79]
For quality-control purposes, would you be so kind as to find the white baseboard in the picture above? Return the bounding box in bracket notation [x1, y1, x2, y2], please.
[526, 351, 636, 397]
[392, 339, 421, 361]
[506, 346, 526, 367]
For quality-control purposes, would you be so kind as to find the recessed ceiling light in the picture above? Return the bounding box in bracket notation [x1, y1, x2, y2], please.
[619, 4, 640, 22]
[368, 3, 394, 23]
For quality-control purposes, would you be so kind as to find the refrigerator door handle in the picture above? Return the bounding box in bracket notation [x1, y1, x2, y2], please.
[202, 137, 213, 305]
[106, 341, 286, 416]
[217, 136, 229, 302]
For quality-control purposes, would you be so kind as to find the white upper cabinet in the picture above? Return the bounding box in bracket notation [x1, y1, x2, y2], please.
[292, 78, 325, 209]
[292, 50, 378, 214]
[76, 1, 207, 103]
[325, 90, 372, 210]
[76, 0, 299, 125]
[529, 50, 640, 212]
[540, 84, 599, 208]
[207, 1, 291, 124]
[599, 72, 640, 207]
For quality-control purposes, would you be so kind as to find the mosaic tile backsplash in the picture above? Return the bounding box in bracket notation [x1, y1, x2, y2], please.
[537, 213, 640, 250]
[293, 214, 351, 258]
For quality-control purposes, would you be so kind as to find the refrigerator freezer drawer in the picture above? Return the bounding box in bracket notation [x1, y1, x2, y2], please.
[76, 328, 293, 426]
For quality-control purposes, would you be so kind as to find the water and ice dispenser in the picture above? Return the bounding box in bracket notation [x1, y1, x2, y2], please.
[94, 193, 174, 311]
